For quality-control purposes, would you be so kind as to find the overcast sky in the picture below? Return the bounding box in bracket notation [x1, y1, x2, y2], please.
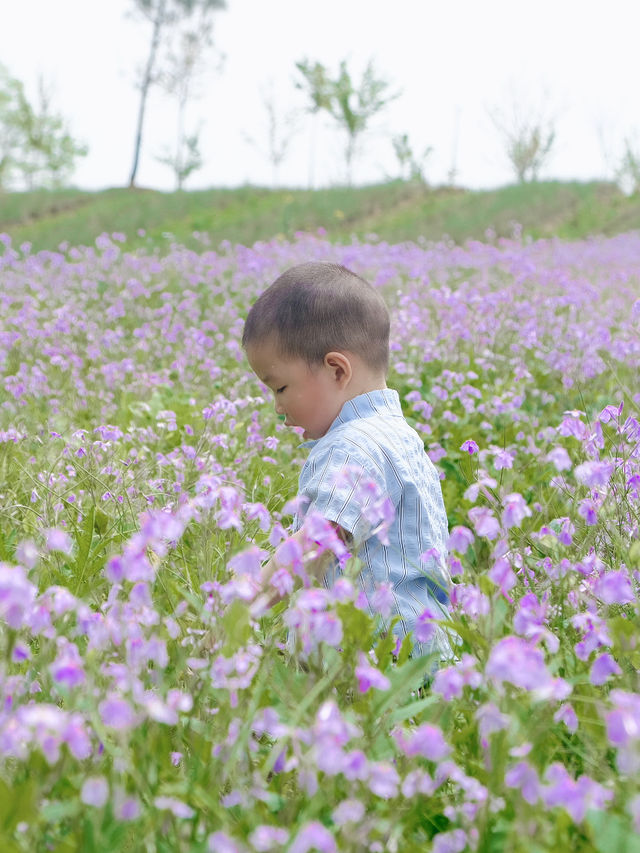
[1, 0, 639, 191]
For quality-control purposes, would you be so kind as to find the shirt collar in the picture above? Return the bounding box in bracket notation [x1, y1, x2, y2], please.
[300, 388, 402, 448]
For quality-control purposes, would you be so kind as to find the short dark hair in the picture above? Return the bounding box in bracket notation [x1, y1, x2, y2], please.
[242, 262, 390, 371]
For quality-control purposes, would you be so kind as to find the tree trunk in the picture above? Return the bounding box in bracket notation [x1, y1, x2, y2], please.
[128, 1, 166, 188]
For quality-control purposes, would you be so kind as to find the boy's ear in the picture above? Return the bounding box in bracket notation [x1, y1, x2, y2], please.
[323, 351, 352, 387]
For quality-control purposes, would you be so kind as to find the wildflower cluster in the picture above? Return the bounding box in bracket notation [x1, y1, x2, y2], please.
[0, 229, 638, 850]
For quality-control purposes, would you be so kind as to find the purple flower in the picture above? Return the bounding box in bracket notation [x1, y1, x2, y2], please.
[543, 763, 613, 822]
[460, 439, 479, 455]
[575, 460, 614, 488]
[488, 556, 516, 596]
[16, 539, 39, 569]
[554, 703, 578, 733]
[0, 564, 37, 629]
[590, 653, 622, 686]
[45, 528, 73, 556]
[341, 749, 368, 781]
[468, 506, 500, 539]
[12, 642, 30, 662]
[401, 769, 436, 797]
[355, 653, 391, 693]
[275, 537, 304, 571]
[476, 702, 510, 740]
[432, 654, 481, 704]
[367, 761, 400, 799]
[605, 690, 640, 747]
[447, 525, 474, 553]
[50, 643, 85, 688]
[154, 796, 194, 818]
[394, 723, 451, 761]
[492, 448, 515, 470]
[114, 789, 141, 821]
[501, 493, 532, 529]
[415, 607, 440, 643]
[485, 636, 552, 691]
[451, 583, 490, 619]
[432, 829, 467, 853]
[593, 570, 635, 604]
[81, 776, 109, 808]
[227, 546, 267, 577]
[505, 761, 540, 804]
[546, 446, 572, 471]
[599, 402, 624, 424]
[249, 826, 289, 851]
[577, 498, 598, 525]
[207, 832, 244, 853]
[99, 695, 137, 730]
[332, 799, 365, 826]
[371, 581, 394, 618]
[270, 567, 294, 597]
[289, 821, 336, 853]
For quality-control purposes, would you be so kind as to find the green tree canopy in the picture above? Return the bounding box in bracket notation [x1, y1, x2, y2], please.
[295, 58, 399, 185]
[0, 65, 87, 190]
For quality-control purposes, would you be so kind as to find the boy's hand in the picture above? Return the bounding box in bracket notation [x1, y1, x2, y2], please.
[250, 522, 350, 614]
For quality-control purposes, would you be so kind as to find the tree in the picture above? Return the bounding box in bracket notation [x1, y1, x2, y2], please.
[296, 58, 399, 185]
[392, 133, 432, 184]
[243, 81, 300, 187]
[155, 16, 221, 189]
[615, 136, 640, 196]
[0, 65, 87, 190]
[128, 0, 225, 188]
[489, 88, 557, 183]
[293, 60, 331, 188]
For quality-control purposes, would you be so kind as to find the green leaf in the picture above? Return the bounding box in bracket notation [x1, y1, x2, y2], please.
[221, 598, 252, 654]
[586, 809, 640, 853]
[336, 601, 374, 651]
[73, 505, 95, 588]
[388, 693, 439, 725]
[0, 776, 37, 829]
[371, 655, 434, 718]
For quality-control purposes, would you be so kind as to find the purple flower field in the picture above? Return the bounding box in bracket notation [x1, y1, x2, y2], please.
[0, 229, 639, 851]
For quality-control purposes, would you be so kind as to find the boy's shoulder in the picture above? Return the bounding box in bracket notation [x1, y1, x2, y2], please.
[308, 401, 427, 474]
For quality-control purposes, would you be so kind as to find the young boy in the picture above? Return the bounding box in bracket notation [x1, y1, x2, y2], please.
[242, 261, 451, 658]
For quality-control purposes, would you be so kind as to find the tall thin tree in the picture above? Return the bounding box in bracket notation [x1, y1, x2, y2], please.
[128, 0, 225, 188]
[296, 59, 398, 186]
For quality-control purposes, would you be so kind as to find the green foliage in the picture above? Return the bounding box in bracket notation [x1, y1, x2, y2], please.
[489, 91, 556, 183]
[0, 232, 638, 849]
[127, 0, 226, 188]
[615, 136, 640, 196]
[295, 58, 399, 183]
[157, 130, 204, 189]
[392, 133, 433, 184]
[3, 179, 638, 253]
[0, 65, 87, 190]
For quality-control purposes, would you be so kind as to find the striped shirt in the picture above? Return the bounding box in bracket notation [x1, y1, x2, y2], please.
[294, 388, 451, 658]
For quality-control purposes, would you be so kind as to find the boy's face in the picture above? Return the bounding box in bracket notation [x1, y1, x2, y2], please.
[246, 338, 347, 440]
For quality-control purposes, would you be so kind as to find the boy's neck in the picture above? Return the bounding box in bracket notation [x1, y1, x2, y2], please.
[344, 372, 388, 401]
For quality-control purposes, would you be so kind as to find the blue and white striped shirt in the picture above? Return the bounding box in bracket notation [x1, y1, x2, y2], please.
[294, 388, 451, 658]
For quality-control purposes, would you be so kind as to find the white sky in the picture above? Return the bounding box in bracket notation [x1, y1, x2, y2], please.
[1, 0, 639, 191]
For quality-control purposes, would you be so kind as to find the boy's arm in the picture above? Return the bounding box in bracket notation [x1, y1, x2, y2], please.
[254, 523, 351, 611]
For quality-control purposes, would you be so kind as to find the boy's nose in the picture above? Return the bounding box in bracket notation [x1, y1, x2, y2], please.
[274, 398, 285, 415]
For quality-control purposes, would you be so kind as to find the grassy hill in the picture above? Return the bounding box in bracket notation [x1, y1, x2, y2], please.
[1, 179, 639, 251]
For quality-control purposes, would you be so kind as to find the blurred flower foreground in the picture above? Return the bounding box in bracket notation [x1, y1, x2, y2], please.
[0, 229, 639, 851]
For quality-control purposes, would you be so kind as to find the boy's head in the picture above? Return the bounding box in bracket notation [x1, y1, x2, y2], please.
[242, 262, 390, 370]
[242, 262, 390, 440]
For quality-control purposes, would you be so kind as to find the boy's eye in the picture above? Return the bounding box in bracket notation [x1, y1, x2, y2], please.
[276, 386, 286, 394]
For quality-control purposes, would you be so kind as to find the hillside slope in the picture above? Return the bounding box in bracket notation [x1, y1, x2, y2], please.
[1, 180, 638, 251]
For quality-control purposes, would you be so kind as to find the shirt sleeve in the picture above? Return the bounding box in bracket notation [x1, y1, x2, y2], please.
[297, 443, 396, 544]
